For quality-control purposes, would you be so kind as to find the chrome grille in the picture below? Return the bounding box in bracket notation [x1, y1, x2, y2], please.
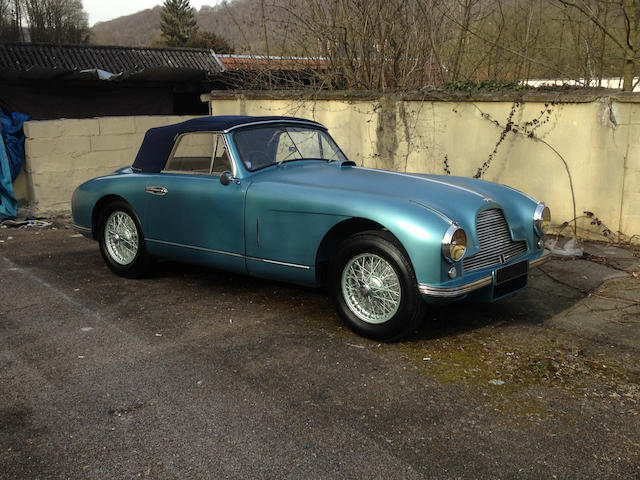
[462, 209, 527, 272]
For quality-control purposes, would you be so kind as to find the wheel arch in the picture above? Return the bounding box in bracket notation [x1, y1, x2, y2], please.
[315, 217, 410, 286]
[91, 194, 129, 240]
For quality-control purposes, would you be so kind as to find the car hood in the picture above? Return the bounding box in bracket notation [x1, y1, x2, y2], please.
[250, 161, 536, 229]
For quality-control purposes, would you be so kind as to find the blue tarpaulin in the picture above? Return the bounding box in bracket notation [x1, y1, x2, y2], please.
[0, 108, 29, 220]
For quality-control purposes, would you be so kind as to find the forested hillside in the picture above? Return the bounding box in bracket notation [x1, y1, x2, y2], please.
[91, 6, 163, 47]
[91, 0, 285, 53]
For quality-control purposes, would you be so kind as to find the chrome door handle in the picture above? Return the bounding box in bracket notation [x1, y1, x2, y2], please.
[145, 186, 168, 196]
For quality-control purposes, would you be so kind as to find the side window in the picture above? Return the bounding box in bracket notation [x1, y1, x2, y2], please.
[211, 137, 232, 174]
[164, 133, 231, 175]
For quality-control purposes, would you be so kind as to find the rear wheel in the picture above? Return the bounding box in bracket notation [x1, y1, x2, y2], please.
[98, 200, 152, 278]
[329, 231, 426, 341]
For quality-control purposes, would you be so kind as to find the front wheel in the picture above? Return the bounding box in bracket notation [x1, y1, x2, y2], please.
[98, 200, 152, 278]
[329, 231, 426, 341]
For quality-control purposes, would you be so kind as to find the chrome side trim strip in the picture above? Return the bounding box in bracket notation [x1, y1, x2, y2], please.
[71, 223, 92, 235]
[359, 167, 486, 199]
[146, 238, 311, 270]
[409, 200, 454, 224]
[248, 256, 311, 270]
[147, 238, 244, 257]
[529, 250, 551, 268]
[418, 276, 492, 298]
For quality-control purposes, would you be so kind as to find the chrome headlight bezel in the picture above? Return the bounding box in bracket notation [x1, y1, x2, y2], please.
[534, 203, 551, 236]
[442, 224, 467, 262]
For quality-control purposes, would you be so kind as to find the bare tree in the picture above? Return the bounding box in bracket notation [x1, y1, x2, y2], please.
[24, 0, 90, 44]
[0, 0, 24, 41]
[451, 0, 479, 80]
[136, 0, 627, 91]
[554, 0, 640, 90]
[271, 0, 449, 90]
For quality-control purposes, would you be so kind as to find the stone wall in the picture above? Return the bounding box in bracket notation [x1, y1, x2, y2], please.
[14, 92, 640, 241]
[204, 91, 640, 241]
[16, 116, 194, 214]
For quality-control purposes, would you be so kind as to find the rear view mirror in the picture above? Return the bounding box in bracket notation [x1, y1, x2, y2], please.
[220, 171, 234, 185]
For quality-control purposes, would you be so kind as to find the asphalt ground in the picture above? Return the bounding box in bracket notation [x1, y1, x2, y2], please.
[1, 221, 639, 479]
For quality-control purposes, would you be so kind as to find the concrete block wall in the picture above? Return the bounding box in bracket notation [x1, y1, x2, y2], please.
[207, 94, 640, 241]
[14, 99, 640, 241]
[19, 115, 194, 214]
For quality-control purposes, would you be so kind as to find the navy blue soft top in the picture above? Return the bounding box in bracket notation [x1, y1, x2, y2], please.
[132, 115, 325, 172]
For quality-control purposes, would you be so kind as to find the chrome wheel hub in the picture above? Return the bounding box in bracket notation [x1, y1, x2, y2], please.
[104, 211, 139, 265]
[341, 253, 401, 324]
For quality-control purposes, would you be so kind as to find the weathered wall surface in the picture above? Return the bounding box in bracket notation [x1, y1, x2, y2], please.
[14, 93, 640, 241]
[205, 93, 640, 241]
[17, 116, 194, 214]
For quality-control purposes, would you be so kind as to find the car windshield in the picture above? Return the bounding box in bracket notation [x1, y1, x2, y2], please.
[233, 125, 348, 171]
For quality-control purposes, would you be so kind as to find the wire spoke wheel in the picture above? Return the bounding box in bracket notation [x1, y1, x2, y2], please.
[104, 210, 139, 265]
[341, 253, 402, 324]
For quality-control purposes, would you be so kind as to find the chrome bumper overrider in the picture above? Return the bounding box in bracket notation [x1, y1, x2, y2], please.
[418, 250, 551, 298]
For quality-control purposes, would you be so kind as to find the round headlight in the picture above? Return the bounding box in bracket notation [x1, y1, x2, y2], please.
[442, 225, 467, 262]
[534, 203, 551, 235]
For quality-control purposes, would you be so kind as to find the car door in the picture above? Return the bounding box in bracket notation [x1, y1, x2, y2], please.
[144, 132, 247, 273]
[243, 127, 346, 286]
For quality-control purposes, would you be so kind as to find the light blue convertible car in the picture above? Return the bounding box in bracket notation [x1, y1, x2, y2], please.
[72, 116, 551, 340]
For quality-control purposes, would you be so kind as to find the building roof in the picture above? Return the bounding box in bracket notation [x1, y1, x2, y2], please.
[0, 42, 224, 81]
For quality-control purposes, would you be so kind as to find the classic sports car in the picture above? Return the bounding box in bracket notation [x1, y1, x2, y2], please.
[72, 116, 551, 341]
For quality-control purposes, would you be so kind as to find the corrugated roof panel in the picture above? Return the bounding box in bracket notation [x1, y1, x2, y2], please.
[0, 43, 223, 75]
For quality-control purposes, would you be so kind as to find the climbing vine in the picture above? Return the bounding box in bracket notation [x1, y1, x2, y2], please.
[473, 101, 519, 179]
[472, 101, 555, 178]
[442, 154, 451, 175]
[471, 100, 577, 236]
[554, 211, 639, 245]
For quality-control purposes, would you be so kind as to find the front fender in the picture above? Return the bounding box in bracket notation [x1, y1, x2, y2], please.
[362, 199, 451, 285]
[245, 179, 451, 286]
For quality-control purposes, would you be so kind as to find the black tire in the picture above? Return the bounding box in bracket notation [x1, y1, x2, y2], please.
[329, 230, 426, 341]
[97, 200, 153, 278]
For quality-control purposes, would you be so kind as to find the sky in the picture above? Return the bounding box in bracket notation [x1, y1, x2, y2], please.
[83, 0, 221, 26]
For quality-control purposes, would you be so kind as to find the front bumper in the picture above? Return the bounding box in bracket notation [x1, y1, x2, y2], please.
[418, 250, 551, 299]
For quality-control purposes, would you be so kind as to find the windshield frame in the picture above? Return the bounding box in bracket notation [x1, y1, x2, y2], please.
[231, 124, 349, 172]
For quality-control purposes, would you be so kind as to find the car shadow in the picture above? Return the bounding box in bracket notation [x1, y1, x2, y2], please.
[410, 257, 623, 341]
[131, 256, 625, 342]
[27, 241, 623, 342]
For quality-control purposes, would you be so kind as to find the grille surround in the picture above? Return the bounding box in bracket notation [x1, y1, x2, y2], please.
[462, 209, 527, 273]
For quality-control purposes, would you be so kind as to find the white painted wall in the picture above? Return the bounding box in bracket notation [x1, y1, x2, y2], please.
[15, 96, 640, 242]
[205, 94, 640, 242]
